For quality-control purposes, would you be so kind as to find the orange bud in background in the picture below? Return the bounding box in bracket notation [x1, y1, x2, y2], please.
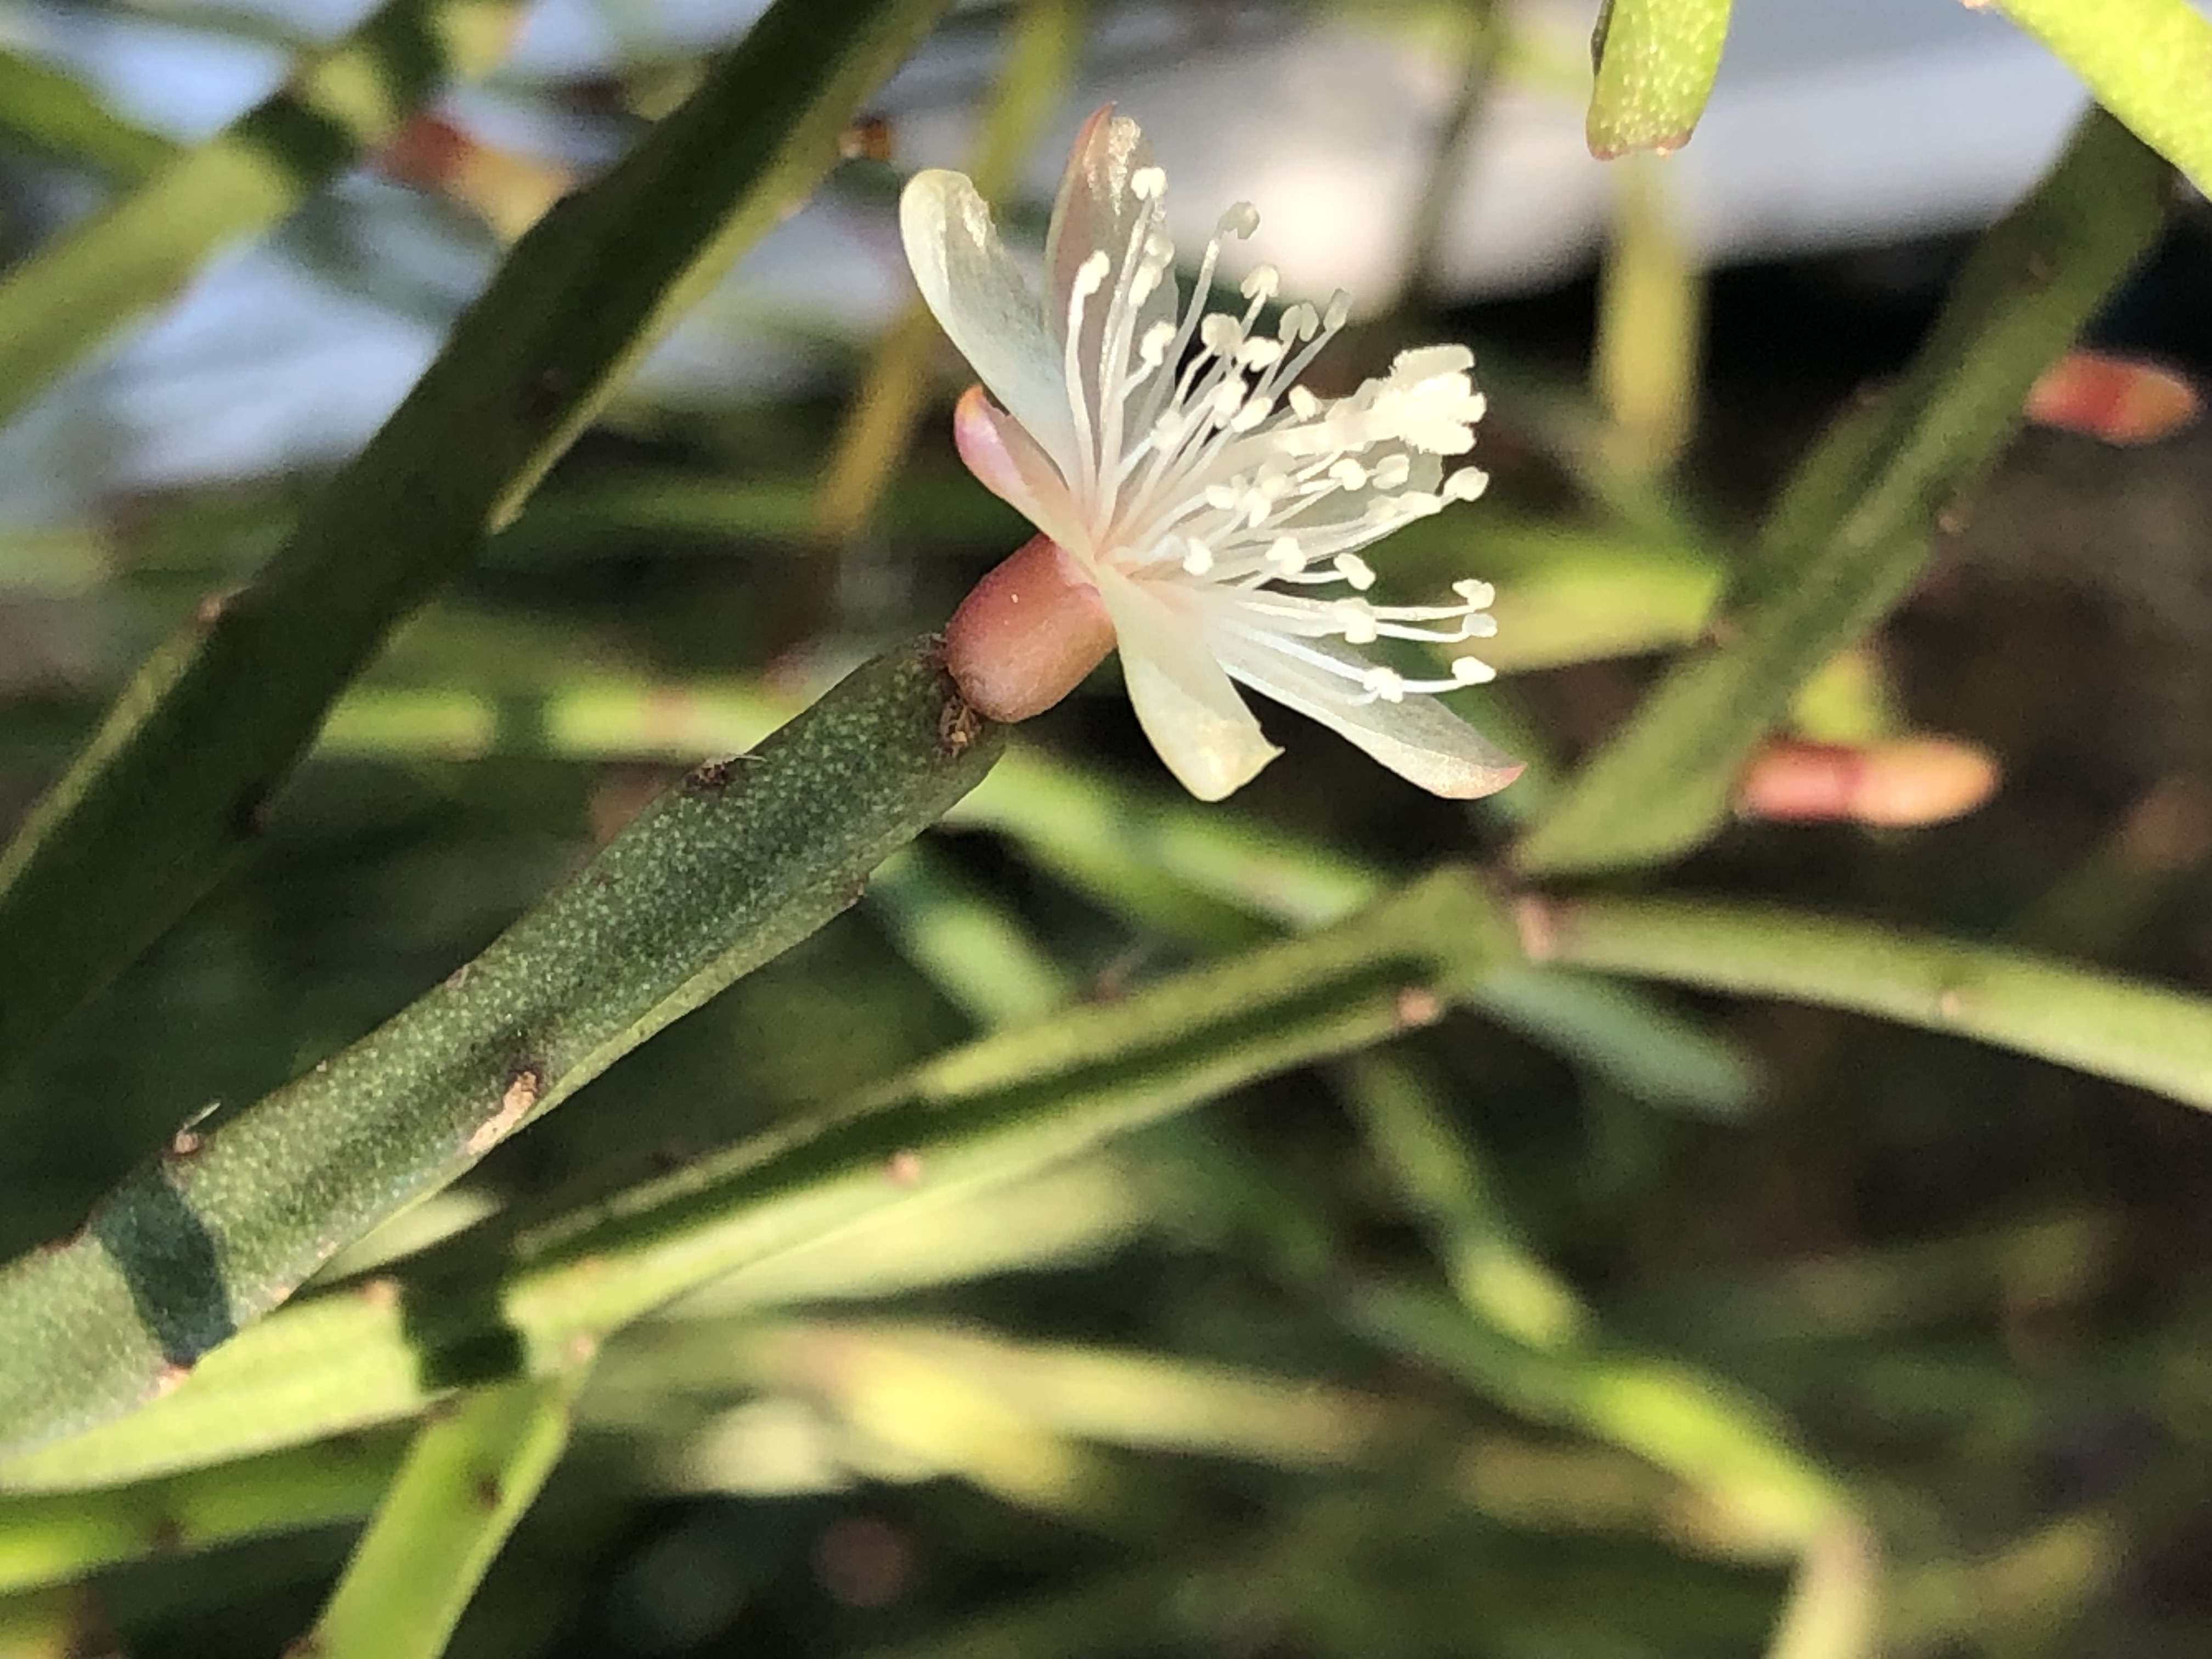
[2024, 351, 2201, 446]
[942, 534, 1118, 723]
[1737, 737, 2001, 829]
[375, 114, 571, 242]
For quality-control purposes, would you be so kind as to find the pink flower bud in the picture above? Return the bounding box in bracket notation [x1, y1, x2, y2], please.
[1736, 737, 2000, 828]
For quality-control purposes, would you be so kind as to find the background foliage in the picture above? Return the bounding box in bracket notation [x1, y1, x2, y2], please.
[1, 0, 2211, 1654]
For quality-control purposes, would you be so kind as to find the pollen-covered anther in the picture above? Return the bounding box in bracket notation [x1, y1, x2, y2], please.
[1362, 666, 1408, 703]
[1334, 599, 1379, 644]
[1334, 554, 1376, 591]
[1071, 250, 1110, 298]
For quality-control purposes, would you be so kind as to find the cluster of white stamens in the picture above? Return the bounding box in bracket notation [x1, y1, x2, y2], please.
[1042, 166, 1498, 707]
[904, 105, 1519, 802]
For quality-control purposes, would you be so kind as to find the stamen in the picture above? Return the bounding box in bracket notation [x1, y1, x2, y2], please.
[1063, 251, 1113, 500]
[1333, 554, 1376, 591]
[1361, 665, 1407, 703]
[1131, 165, 1166, 200]
[1182, 538, 1215, 575]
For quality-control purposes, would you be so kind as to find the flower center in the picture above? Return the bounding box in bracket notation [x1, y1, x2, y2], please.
[1051, 170, 1498, 699]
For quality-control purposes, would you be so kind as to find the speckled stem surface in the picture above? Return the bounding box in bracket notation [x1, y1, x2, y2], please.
[0, 640, 1000, 1460]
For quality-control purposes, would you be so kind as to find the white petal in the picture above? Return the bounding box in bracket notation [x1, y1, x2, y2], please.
[952, 386, 1089, 554]
[1095, 569, 1280, 801]
[900, 169, 1079, 472]
[1043, 107, 1180, 400]
[1212, 633, 1521, 800]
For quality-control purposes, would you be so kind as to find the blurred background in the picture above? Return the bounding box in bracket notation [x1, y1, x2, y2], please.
[3, 0, 2212, 1654]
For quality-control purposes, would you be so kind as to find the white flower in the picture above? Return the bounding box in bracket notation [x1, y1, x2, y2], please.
[902, 106, 1520, 803]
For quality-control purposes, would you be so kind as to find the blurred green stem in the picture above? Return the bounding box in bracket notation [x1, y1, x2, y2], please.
[299, 1368, 588, 1659]
[1515, 108, 2170, 876]
[0, 866, 1513, 1491]
[1530, 891, 2212, 1111]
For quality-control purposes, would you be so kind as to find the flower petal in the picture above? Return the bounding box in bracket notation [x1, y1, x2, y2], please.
[951, 385, 1088, 555]
[1095, 569, 1280, 801]
[1044, 106, 1180, 405]
[1212, 634, 1521, 800]
[900, 168, 1079, 471]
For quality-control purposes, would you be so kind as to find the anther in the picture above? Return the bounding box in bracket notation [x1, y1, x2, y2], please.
[1362, 665, 1407, 702]
[1230, 395, 1272, 432]
[1071, 251, 1111, 297]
